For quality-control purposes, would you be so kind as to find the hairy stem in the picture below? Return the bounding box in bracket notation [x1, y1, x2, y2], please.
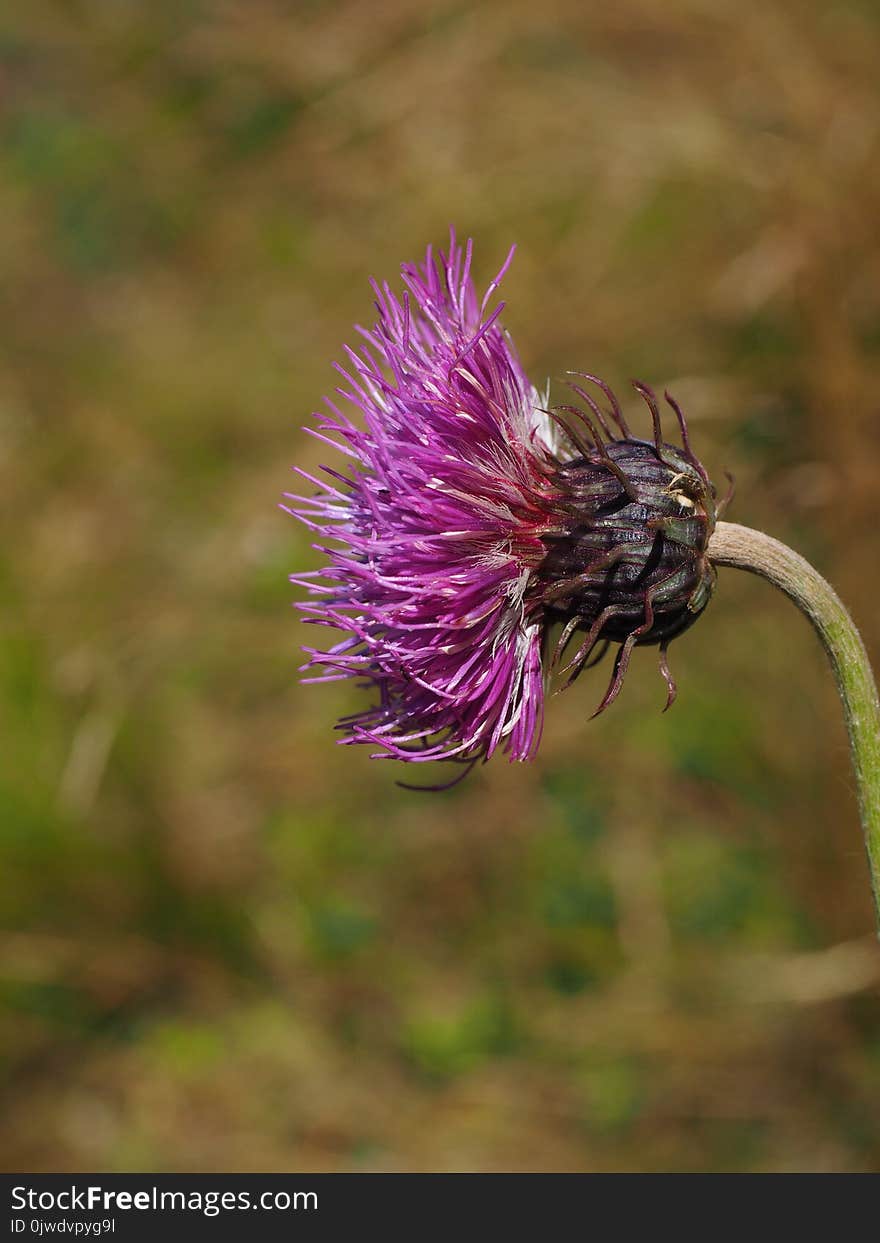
[707, 520, 880, 932]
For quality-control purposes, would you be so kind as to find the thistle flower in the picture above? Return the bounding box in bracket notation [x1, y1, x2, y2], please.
[284, 233, 880, 938]
[286, 233, 721, 780]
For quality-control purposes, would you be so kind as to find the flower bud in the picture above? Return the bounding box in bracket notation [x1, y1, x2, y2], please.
[537, 379, 718, 714]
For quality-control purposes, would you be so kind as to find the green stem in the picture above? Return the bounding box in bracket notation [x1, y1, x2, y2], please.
[707, 520, 880, 933]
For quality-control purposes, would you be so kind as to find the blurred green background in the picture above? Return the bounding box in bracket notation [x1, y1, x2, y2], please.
[2, 0, 880, 1172]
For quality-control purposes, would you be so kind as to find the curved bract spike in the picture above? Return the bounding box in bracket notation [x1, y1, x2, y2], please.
[589, 561, 685, 717]
[396, 756, 479, 792]
[631, 380, 666, 460]
[550, 615, 582, 671]
[591, 633, 637, 718]
[552, 402, 605, 453]
[553, 401, 640, 500]
[565, 380, 614, 440]
[658, 641, 677, 712]
[663, 389, 710, 486]
[549, 409, 595, 459]
[560, 604, 627, 687]
[717, 470, 736, 518]
[568, 371, 631, 437]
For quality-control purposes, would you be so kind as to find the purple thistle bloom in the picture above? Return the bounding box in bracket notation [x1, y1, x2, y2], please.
[286, 232, 721, 780]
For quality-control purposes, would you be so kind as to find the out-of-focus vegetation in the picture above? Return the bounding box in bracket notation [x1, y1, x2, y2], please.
[2, 0, 880, 1172]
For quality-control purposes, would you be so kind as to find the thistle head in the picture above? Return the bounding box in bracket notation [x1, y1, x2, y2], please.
[285, 234, 725, 781]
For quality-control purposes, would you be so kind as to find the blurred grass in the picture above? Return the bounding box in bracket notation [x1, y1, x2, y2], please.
[1, 0, 880, 1171]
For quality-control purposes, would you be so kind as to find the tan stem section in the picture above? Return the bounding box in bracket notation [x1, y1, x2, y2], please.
[707, 520, 880, 930]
